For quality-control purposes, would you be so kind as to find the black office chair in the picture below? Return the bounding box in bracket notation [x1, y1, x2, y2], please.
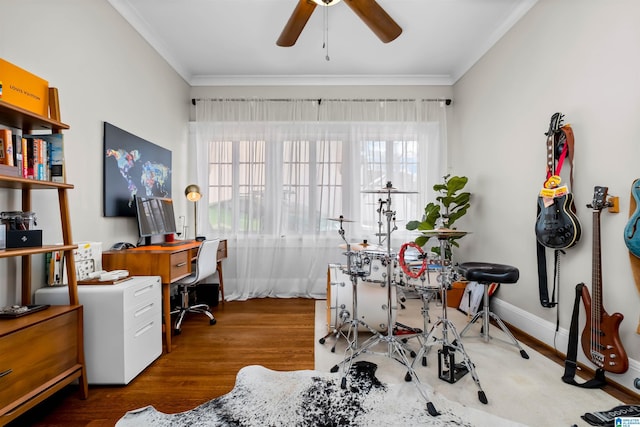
[170, 238, 220, 334]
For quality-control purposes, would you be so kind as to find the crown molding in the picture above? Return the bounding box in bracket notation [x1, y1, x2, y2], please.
[189, 74, 455, 87]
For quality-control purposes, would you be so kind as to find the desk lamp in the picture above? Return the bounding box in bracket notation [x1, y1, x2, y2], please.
[185, 184, 204, 241]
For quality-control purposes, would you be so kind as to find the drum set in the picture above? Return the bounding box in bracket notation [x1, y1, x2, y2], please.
[322, 182, 488, 414]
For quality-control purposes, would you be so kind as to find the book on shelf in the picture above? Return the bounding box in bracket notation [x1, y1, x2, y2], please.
[45, 250, 65, 286]
[0, 128, 13, 166]
[24, 136, 35, 179]
[45, 242, 103, 285]
[0, 163, 19, 177]
[12, 133, 22, 173]
[28, 137, 46, 180]
[21, 136, 27, 178]
[47, 133, 64, 182]
[23, 133, 64, 182]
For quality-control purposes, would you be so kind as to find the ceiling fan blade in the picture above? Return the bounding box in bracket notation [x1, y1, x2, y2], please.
[344, 0, 402, 43]
[277, 0, 317, 47]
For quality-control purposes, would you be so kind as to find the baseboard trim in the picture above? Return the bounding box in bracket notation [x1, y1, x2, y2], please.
[492, 297, 640, 400]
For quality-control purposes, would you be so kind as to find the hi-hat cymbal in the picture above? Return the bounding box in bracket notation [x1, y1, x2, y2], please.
[420, 228, 470, 238]
[339, 241, 385, 252]
[327, 216, 355, 222]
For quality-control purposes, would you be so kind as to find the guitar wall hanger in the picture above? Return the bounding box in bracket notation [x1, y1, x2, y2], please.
[587, 195, 619, 213]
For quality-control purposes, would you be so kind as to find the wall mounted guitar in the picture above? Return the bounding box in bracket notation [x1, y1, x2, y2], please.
[580, 186, 628, 374]
[624, 178, 640, 258]
[535, 112, 582, 249]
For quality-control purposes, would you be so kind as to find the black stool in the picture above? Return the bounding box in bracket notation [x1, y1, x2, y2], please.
[458, 262, 529, 359]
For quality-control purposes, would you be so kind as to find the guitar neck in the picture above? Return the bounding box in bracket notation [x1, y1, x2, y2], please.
[546, 134, 555, 177]
[545, 112, 564, 178]
[592, 208, 603, 321]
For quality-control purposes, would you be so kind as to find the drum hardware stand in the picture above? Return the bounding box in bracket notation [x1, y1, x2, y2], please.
[318, 304, 351, 353]
[405, 269, 440, 365]
[322, 216, 379, 353]
[331, 183, 439, 416]
[374, 196, 400, 247]
[411, 234, 488, 404]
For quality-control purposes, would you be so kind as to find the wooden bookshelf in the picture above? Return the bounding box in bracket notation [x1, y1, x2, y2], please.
[0, 92, 87, 426]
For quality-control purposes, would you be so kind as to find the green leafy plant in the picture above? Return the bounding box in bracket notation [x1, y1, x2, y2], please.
[406, 175, 471, 259]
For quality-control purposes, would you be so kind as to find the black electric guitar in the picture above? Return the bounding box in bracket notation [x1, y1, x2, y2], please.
[535, 113, 582, 249]
[580, 186, 628, 374]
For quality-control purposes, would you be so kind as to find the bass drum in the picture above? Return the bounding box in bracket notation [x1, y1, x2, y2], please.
[326, 263, 397, 332]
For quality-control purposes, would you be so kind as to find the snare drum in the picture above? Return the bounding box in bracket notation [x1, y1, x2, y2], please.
[326, 263, 397, 332]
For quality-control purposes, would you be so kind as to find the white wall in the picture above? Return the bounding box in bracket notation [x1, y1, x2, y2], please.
[451, 0, 640, 392]
[0, 0, 190, 303]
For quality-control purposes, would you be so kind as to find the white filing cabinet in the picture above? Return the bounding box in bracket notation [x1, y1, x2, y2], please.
[35, 276, 162, 385]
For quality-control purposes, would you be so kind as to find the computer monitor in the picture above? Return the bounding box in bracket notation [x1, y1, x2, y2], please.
[134, 196, 177, 245]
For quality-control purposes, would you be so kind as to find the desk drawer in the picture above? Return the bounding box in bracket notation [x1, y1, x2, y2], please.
[124, 280, 161, 331]
[123, 277, 161, 309]
[170, 251, 191, 281]
[122, 313, 162, 383]
[217, 239, 227, 261]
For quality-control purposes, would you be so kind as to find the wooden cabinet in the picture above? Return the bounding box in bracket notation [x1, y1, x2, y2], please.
[0, 99, 87, 426]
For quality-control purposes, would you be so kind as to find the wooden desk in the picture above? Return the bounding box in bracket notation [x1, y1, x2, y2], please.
[102, 239, 227, 353]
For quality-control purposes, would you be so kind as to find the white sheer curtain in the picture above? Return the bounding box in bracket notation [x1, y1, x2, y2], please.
[191, 99, 448, 301]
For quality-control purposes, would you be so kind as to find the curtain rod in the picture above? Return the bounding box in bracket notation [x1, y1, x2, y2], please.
[191, 98, 452, 106]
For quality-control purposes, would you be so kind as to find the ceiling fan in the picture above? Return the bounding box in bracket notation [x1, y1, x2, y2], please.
[277, 0, 402, 47]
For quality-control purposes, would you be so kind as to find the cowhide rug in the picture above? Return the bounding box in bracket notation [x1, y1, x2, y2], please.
[116, 361, 526, 426]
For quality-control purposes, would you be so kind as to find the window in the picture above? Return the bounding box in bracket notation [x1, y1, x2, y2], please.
[205, 126, 423, 238]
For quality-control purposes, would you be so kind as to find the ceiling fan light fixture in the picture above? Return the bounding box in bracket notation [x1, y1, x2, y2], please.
[312, 0, 342, 6]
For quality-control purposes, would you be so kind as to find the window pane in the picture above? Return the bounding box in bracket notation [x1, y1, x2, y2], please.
[316, 140, 342, 232]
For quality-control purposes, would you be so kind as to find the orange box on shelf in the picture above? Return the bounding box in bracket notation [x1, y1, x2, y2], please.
[0, 58, 49, 117]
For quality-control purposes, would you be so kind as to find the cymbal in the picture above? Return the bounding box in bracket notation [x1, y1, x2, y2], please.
[420, 228, 470, 238]
[339, 242, 385, 252]
[327, 216, 355, 222]
[361, 188, 418, 194]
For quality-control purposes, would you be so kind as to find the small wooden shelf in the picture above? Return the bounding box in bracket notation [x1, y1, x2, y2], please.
[0, 244, 77, 259]
[0, 175, 73, 190]
[0, 99, 69, 132]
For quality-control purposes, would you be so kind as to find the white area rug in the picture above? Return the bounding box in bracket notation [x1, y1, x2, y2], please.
[116, 360, 525, 426]
[315, 297, 624, 427]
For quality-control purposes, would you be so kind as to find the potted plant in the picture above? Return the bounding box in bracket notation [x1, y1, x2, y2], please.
[406, 174, 471, 260]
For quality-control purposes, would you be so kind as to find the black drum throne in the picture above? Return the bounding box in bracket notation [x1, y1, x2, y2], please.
[458, 262, 529, 359]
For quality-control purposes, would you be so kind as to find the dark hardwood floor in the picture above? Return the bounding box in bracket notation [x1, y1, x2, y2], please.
[8, 297, 638, 426]
[9, 298, 315, 427]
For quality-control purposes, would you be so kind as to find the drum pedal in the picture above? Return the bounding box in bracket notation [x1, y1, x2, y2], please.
[393, 322, 422, 335]
[438, 345, 469, 384]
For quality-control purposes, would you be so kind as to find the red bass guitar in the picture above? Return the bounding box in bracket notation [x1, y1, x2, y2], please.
[580, 186, 628, 374]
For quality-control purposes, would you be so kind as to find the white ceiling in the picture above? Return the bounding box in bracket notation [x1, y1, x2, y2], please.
[108, 0, 538, 86]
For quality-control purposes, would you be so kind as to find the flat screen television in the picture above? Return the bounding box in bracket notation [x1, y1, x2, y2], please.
[134, 196, 177, 245]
